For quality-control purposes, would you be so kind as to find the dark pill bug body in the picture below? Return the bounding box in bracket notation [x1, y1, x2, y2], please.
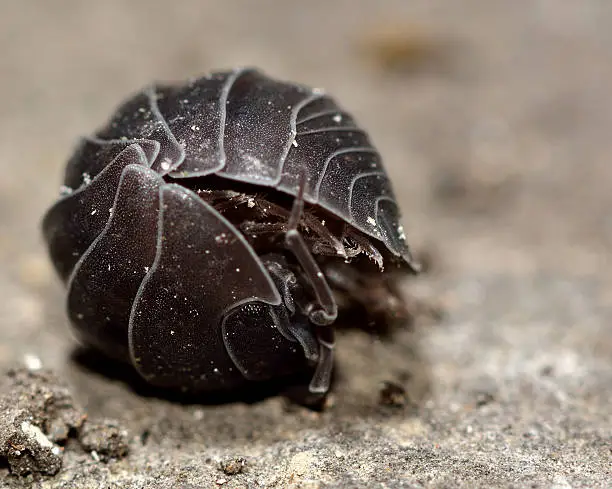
[42, 68, 418, 398]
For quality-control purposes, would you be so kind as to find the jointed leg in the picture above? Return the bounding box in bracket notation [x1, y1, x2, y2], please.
[202, 188, 348, 259]
[285, 174, 337, 326]
[308, 326, 335, 394]
[284, 173, 338, 395]
[241, 221, 287, 236]
[264, 254, 336, 396]
[342, 226, 384, 270]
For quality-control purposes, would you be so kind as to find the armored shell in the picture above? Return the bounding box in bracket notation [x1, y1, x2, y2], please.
[42, 68, 416, 394]
[63, 68, 412, 263]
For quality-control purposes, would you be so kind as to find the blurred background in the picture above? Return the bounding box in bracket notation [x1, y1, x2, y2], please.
[1, 1, 611, 487]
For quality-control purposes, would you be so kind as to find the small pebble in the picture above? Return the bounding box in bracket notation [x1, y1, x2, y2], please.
[79, 419, 129, 462]
[220, 457, 247, 475]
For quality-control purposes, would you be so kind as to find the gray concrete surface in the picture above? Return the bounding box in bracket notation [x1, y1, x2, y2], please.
[1, 1, 611, 487]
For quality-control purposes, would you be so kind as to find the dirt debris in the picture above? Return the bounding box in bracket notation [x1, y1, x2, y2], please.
[219, 457, 247, 476]
[0, 367, 128, 477]
[79, 418, 129, 462]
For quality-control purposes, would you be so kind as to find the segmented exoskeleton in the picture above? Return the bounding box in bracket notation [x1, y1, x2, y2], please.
[42, 68, 417, 398]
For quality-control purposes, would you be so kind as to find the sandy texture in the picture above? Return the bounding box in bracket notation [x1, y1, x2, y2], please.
[1, 1, 610, 487]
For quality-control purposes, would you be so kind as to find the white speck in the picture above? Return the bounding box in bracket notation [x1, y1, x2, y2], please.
[90, 209, 97, 216]
[90, 450, 100, 462]
[397, 225, 406, 241]
[21, 422, 54, 448]
[160, 159, 171, 171]
[247, 198, 255, 208]
[367, 216, 376, 226]
[108, 207, 114, 215]
[107, 264, 111, 271]
[216, 478, 227, 485]
[191, 125, 200, 131]
[215, 233, 228, 244]
[335, 450, 344, 458]
[213, 368, 220, 374]
[144, 266, 149, 273]
[292, 140, 299, 147]
[23, 353, 42, 371]
[170, 330, 175, 335]
[333, 114, 342, 123]
[82, 172, 92, 185]
[235, 268, 240, 273]
[317, 272, 323, 278]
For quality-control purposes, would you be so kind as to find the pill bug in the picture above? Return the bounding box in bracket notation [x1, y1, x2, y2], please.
[42, 67, 418, 398]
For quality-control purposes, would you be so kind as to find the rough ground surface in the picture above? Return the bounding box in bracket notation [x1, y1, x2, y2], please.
[1, 1, 610, 488]
[0, 369, 128, 477]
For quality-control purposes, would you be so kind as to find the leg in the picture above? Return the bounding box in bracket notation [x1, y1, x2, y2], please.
[342, 226, 384, 270]
[264, 253, 335, 395]
[311, 238, 361, 258]
[244, 216, 348, 260]
[202, 188, 348, 259]
[241, 195, 347, 259]
[241, 220, 287, 236]
[284, 174, 338, 326]
[284, 174, 338, 395]
[307, 326, 335, 394]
